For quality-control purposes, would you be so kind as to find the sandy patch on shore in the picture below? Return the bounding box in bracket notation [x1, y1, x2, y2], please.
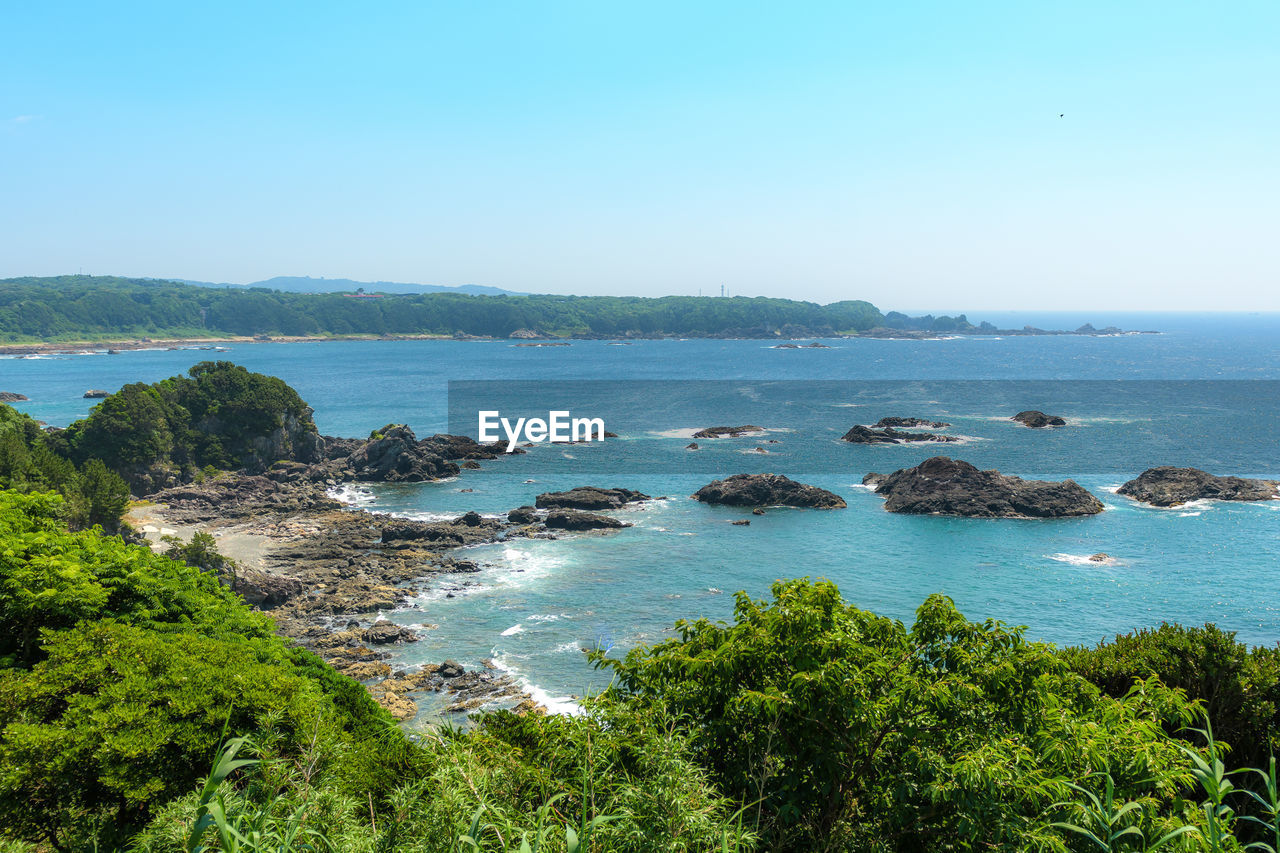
[127, 502, 272, 572]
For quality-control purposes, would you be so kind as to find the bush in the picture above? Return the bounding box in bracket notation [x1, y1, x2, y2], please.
[1065, 623, 1280, 771]
[593, 578, 1201, 850]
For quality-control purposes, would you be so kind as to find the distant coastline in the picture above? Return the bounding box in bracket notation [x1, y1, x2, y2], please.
[0, 324, 1162, 356]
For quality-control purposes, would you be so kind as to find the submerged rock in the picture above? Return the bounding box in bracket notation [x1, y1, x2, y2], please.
[869, 456, 1104, 518]
[1012, 410, 1067, 428]
[692, 474, 846, 509]
[1117, 467, 1280, 507]
[841, 425, 957, 444]
[692, 425, 764, 438]
[534, 486, 650, 510]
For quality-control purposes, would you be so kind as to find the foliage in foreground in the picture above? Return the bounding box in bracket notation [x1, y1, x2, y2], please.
[8, 487, 1280, 851]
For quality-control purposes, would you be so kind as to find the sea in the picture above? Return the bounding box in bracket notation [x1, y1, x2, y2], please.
[4, 311, 1279, 715]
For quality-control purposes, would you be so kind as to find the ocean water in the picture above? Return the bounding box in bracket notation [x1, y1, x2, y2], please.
[4, 312, 1279, 712]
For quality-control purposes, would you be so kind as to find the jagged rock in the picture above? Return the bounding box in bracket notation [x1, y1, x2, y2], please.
[232, 569, 304, 608]
[363, 621, 418, 645]
[83, 389, 110, 398]
[730, 519, 750, 526]
[869, 456, 1104, 518]
[686, 442, 699, 450]
[438, 660, 465, 678]
[340, 661, 392, 681]
[535, 486, 650, 510]
[1117, 467, 1280, 507]
[1012, 410, 1067, 428]
[507, 505, 539, 524]
[461, 460, 482, 469]
[841, 425, 957, 444]
[376, 691, 418, 721]
[692, 474, 846, 509]
[751, 507, 765, 515]
[0, 392, 27, 403]
[692, 425, 764, 438]
[1089, 553, 1111, 562]
[454, 511, 485, 526]
[341, 424, 461, 482]
[873, 416, 950, 429]
[544, 509, 629, 530]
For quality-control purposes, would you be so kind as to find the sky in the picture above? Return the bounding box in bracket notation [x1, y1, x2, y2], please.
[2, 1, 1277, 311]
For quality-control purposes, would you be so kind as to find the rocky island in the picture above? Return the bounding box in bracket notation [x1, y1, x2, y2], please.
[692, 425, 765, 438]
[1118, 467, 1280, 507]
[1012, 410, 1067, 428]
[873, 416, 950, 429]
[693, 473, 846, 508]
[863, 456, 1104, 518]
[841, 424, 957, 444]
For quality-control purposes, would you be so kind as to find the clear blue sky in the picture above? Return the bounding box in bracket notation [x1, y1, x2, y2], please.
[3, 1, 1276, 310]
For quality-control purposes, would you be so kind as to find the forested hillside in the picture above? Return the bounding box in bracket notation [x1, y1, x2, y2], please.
[0, 276, 883, 341]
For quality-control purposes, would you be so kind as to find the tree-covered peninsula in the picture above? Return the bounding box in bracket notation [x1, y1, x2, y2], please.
[0, 275, 883, 341]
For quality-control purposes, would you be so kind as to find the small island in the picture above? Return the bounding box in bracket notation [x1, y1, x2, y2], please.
[863, 456, 1104, 518]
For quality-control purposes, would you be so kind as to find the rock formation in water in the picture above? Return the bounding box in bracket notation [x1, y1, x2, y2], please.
[841, 425, 957, 444]
[692, 425, 764, 438]
[692, 473, 846, 508]
[864, 456, 1104, 518]
[534, 486, 651, 510]
[1012, 410, 1067, 428]
[1117, 467, 1280, 507]
[872, 416, 951, 429]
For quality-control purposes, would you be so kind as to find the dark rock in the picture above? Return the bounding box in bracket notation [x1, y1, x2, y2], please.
[686, 442, 699, 450]
[363, 621, 418, 644]
[730, 519, 751, 526]
[841, 425, 956, 444]
[1117, 467, 1280, 507]
[507, 505, 539, 524]
[438, 660, 465, 678]
[862, 472, 887, 488]
[692, 474, 846, 509]
[0, 392, 28, 403]
[83, 389, 110, 399]
[340, 424, 461, 482]
[869, 456, 1104, 518]
[535, 486, 650, 510]
[232, 569, 304, 608]
[1012, 410, 1067, 428]
[461, 460, 482, 469]
[692, 425, 764, 438]
[1089, 553, 1111, 562]
[543, 509, 629, 530]
[454, 511, 485, 526]
[873, 416, 950, 429]
[751, 507, 766, 515]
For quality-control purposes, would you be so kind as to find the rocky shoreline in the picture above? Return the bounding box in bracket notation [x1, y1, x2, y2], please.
[128, 430, 649, 723]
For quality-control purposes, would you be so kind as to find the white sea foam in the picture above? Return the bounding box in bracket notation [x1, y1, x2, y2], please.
[1049, 553, 1120, 566]
[500, 624, 524, 636]
[327, 484, 376, 505]
[528, 613, 565, 622]
[491, 655, 582, 715]
[554, 641, 582, 653]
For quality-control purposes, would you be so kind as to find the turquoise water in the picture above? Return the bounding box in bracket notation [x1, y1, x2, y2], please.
[4, 313, 1279, 709]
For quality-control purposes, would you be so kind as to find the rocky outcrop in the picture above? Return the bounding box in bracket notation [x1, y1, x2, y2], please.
[508, 328, 543, 339]
[841, 425, 957, 444]
[83, 389, 110, 398]
[232, 569, 305, 608]
[1117, 467, 1280, 507]
[865, 456, 1104, 518]
[1012, 410, 1067, 428]
[334, 424, 461, 482]
[692, 474, 846, 509]
[544, 509, 630, 530]
[362, 621, 418, 645]
[873, 416, 950, 429]
[534, 486, 650, 510]
[507, 505, 539, 524]
[692, 425, 764, 438]
[0, 392, 27, 403]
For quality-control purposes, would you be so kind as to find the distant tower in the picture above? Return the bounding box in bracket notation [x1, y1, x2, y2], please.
[720, 284, 725, 298]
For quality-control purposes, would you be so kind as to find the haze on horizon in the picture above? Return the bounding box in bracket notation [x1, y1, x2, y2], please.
[3, 2, 1277, 312]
